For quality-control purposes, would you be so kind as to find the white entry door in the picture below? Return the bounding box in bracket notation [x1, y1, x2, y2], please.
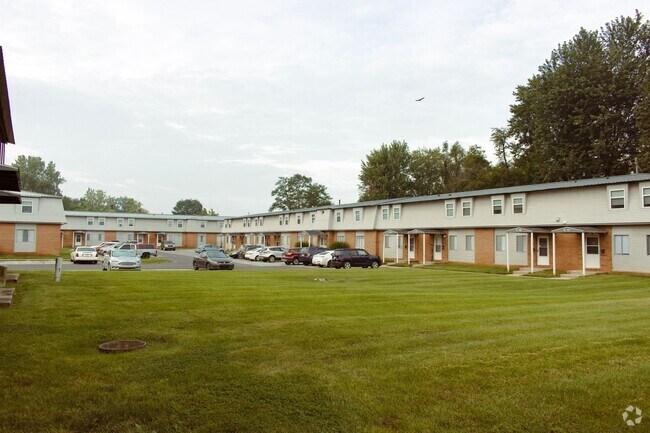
[408, 235, 416, 259]
[537, 236, 549, 266]
[74, 233, 83, 246]
[434, 235, 443, 261]
[585, 236, 600, 269]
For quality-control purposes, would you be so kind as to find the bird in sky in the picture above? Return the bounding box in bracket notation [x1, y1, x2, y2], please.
[415, 97, 425, 102]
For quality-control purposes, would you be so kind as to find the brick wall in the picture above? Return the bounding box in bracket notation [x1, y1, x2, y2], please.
[0, 223, 15, 254]
[553, 233, 582, 270]
[186, 232, 198, 248]
[364, 230, 379, 256]
[475, 228, 494, 265]
[36, 224, 62, 255]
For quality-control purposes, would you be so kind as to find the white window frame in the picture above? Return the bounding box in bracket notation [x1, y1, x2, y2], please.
[381, 207, 389, 221]
[492, 196, 504, 215]
[279, 215, 283, 226]
[284, 215, 289, 225]
[392, 205, 401, 220]
[449, 235, 457, 250]
[614, 235, 630, 255]
[647, 235, 650, 255]
[259, 217, 264, 227]
[16, 228, 35, 243]
[199, 220, 206, 229]
[642, 186, 650, 208]
[465, 235, 474, 251]
[310, 213, 315, 224]
[495, 235, 505, 252]
[445, 201, 455, 218]
[98, 217, 105, 226]
[335, 211, 342, 223]
[337, 233, 345, 243]
[21, 200, 33, 214]
[516, 235, 526, 253]
[128, 218, 135, 227]
[609, 189, 625, 210]
[177, 220, 183, 228]
[166, 219, 172, 228]
[87, 217, 94, 226]
[354, 208, 362, 222]
[512, 196, 525, 214]
[461, 200, 472, 217]
[296, 214, 302, 225]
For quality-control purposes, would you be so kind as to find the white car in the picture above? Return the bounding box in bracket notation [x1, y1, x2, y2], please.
[312, 250, 334, 267]
[257, 246, 287, 263]
[102, 249, 141, 271]
[99, 242, 119, 255]
[244, 247, 265, 261]
[70, 246, 99, 264]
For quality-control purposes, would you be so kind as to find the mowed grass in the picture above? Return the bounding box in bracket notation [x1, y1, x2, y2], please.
[0, 269, 648, 433]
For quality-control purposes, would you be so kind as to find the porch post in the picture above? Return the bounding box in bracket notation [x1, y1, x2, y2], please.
[581, 232, 586, 276]
[407, 235, 411, 265]
[552, 232, 556, 276]
[422, 234, 426, 265]
[506, 232, 510, 272]
[530, 233, 534, 274]
[395, 234, 399, 264]
[382, 233, 385, 264]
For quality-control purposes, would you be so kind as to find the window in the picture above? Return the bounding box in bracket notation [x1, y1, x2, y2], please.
[449, 235, 457, 250]
[98, 218, 105, 226]
[382, 208, 389, 221]
[495, 235, 505, 252]
[384, 235, 391, 248]
[647, 235, 650, 255]
[199, 220, 206, 229]
[21, 200, 33, 214]
[462, 201, 471, 217]
[177, 220, 183, 228]
[614, 235, 630, 255]
[259, 217, 263, 227]
[354, 209, 362, 222]
[296, 214, 302, 225]
[279, 215, 283, 226]
[512, 197, 524, 214]
[336, 211, 342, 223]
[166, 220, 172, 228]
[128, 218, 135, 227]
[465, 235, 474, 251]
[492, 198, 503, 215]
[254, 218, 258, 227]
[393, 206, 401, 220]
[310, 213, 315, 223]
[610, 189, 625, 209]
[643, 187, 650, 208]
[87, 217, 94, 226]
[516, 235, 526, 253]
[16, 229, 35, 243]
[355, 235, 365, 249]
[445, 203, 454, 217]
[337, 234, 345, 243]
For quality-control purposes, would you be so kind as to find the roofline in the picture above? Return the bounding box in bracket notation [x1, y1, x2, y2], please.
[0, 47, 15, 145]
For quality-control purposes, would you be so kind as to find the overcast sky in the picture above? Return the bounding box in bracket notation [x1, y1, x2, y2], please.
[1, 1, 642, 215]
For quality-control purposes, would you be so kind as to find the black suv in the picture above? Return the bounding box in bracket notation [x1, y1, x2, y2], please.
[330, 248, 381, 269]
[298, 246, 326, 265]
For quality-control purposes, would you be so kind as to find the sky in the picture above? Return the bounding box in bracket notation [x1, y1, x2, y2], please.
[1, 0, 643, 215]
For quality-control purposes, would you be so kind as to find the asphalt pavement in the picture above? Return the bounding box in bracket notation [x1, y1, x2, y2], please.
[0, 249, 329, 272]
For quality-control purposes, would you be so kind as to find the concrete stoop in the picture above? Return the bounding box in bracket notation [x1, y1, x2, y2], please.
[0, 288, 15, 308]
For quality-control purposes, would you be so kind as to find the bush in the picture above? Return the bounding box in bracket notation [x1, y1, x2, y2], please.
[328, 241, 349, 249]
[294, 241, 309, 247]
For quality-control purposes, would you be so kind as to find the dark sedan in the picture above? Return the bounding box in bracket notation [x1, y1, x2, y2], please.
[193, 250, 235, 270]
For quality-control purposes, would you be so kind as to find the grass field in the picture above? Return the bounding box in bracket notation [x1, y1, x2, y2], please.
[0, 269, 648, 432]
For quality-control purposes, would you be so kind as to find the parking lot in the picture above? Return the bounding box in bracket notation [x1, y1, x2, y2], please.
[1, 249, 330, 272]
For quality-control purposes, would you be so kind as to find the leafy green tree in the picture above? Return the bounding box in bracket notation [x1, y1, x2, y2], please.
[409, 147, 445, 196]
[63, 188, 147, 213]
[358, 140, 413, 201]
[172, 199, 206, 215]
[11, 155, 65, 195]
[502, 11, 650, 182]
[269, 174, 332, 211]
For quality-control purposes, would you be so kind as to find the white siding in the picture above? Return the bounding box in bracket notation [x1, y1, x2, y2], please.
[447, 229, 475, 263]
[612, 226, 650, 273]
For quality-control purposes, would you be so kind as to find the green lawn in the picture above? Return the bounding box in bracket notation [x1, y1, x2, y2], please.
[419, 263, 515, 274]
[0, 269, 648, 432]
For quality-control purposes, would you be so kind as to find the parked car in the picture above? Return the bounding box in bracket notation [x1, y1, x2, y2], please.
[193, 250, 235, 270]
[311, 250, 334, 267]
[330, 248, 382, 269]
[102, 249, 142, 271]
[282, 248, 302, 265]
[161, 241, 176, 251]
[70, 246, 98, 264]
[298, 246, 327, 265]
[92, 241, 114, 253]
[244, 246, 266, 261]
[257, 246, 287, 262]
[100, 242, 120, 255]
[231, 245, 262, 259]
[136, 243, 158, 259]
[195, 245, 225, 254]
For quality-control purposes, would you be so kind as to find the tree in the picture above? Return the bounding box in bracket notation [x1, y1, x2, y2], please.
[11, 155, 65, 195]
[358, 140, 413, 201]
[269, 174, 332, 211]
[172, 199, 207, 215]
[501, 11, 650, 183]
[62, 188, 147, 213]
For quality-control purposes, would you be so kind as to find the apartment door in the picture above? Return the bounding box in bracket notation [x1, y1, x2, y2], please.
[537, 236, 549, 266]
[434, 235, 443, 261]
[157, 233, 165, 247]
[408, 235, 416, 260]
[585, 236, 600, 269]
[74, 233, 84, 246]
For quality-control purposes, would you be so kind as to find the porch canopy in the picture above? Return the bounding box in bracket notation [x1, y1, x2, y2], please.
[0, 188, 20, 204]
[383, 229, 409, 263]
[406, 229, 445, 265]
[504, 227, 551, 274]
[300, 230, 326, 247]
[551, 227, 608, 276]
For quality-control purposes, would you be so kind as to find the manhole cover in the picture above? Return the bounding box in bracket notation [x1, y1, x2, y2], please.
[98, 340, 147, 354]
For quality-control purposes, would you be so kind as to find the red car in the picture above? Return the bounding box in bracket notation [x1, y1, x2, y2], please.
[282, 248, 302, 265]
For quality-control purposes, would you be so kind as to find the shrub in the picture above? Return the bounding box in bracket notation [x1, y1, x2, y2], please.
[294, 241, 309, 247]
[328, 241, 349, 249]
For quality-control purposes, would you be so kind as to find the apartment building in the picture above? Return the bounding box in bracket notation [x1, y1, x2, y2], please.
[220, 173, 650, 274]
[62, 211, 225, 248]
[0, 191, 66, 255]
